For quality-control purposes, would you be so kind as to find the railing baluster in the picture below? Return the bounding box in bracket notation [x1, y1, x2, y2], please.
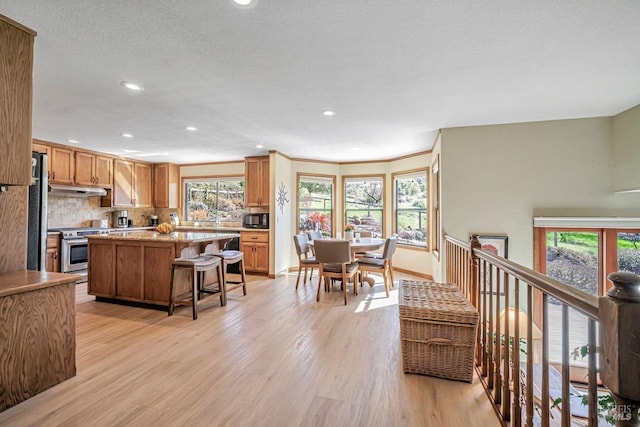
[561, 304, 570, 427]
[587, 318, 597, 426]
[542, 293, 550, 427]
[481, 259, 488, 377]
[488, 263, 495, 390]
[526, 285, 534, 427]
[502, 271, 511, 421]
[513, 277, 522, 426]
[495, 266, 502, 405]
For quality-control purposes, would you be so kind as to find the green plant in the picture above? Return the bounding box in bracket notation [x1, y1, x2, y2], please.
[550, 344, 622, 425]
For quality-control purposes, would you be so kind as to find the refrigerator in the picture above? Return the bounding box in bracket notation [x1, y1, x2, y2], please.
[27, 152, 48, 271]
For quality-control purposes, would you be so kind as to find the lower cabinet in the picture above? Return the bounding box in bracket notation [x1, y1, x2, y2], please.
[45, 234, 60, 272]
[88, 240, 174, 304]
[0, 272, 76, 412]
[240, 231, 269, 273]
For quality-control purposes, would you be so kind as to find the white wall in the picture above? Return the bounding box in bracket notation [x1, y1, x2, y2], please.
[272, 152, 293, 275]
[611, 104, 640, 192]
[440, 117, 640, 271]
[430, 132, 443, 281]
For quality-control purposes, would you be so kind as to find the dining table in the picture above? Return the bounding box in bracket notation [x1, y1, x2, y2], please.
[308, 237, 386, 286]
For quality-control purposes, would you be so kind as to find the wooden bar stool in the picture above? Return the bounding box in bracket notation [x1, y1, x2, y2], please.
[214, 249, 247, 297]
[168, 255, 224, 320]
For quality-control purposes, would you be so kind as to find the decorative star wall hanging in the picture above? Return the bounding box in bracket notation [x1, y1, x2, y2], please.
[277, 181, 289, 215]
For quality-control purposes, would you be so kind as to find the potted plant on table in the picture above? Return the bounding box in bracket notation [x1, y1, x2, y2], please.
[344, 224, 355, 241]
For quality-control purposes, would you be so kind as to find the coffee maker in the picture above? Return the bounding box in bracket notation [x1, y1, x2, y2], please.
[149, 215, 159, 226]
[115, 210, 128, 228]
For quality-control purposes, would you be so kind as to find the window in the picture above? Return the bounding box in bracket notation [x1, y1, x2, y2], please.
[184, 177, 246, 224]
[534, 221, 640, 366]
[297, 174, 335, 236]
[343, 176, 384, 237]
[393, 169, 428, 248]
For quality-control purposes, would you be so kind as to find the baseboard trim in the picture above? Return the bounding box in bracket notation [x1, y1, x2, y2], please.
[392, 267, 433, 280]
[286, 266, 431, 280]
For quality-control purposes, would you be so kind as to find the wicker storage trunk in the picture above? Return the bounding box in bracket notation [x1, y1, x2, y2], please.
[399, 280, 479, 383]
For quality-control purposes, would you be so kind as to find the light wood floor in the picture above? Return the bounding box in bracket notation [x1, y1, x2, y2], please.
[0, 272, 500, 427]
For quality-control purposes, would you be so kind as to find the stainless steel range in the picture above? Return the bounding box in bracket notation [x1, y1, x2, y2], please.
[57, 227, 109, 283]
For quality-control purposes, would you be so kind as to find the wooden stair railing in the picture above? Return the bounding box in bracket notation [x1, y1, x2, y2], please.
[445, 234, 602, 427]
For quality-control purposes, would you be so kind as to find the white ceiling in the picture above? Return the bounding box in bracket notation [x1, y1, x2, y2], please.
[2, 1, 640, 164]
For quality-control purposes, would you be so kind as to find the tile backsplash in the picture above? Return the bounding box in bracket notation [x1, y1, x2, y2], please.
[47, 195, 181, 229]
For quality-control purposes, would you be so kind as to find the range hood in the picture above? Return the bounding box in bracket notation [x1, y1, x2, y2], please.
[48, 183, 107, 197]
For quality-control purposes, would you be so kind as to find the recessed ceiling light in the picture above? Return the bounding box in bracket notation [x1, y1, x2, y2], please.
[233, 0, 252, 5]
[322, 110, 336, 117]
[67, 139, 79, 144]
[120, 81, 144, 91]
[121, 133, 134, 138]
[256, 144, 264, 149]
[185, 126, 198, 131]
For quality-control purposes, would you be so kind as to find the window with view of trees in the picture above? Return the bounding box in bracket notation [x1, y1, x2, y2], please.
[343, 176, 384, 237]
[184, 177, 246, 224]
[535, 227, 640, 366]
[393, 170, 428, 247]
[297, 174, 335, 236]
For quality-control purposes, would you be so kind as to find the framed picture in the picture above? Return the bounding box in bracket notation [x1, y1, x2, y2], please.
[475, 234, 508, 258]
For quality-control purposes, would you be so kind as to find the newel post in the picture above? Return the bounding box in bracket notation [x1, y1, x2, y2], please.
[600, 272, 640, 426]
[469, 234, 481, 309]
[470, 234, 482, 366]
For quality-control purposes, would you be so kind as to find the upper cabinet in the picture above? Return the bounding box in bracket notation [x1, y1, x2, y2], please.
[75, 151, 112, 187]
[153, 163, 180, 208]
[0, 15, 35, 186]
[112, 159, 152, 207]
[32, 140, 50, 157]
[245, 156, 270, 207]
[134, 162, 152, 207]
[50, 146, 75, 184]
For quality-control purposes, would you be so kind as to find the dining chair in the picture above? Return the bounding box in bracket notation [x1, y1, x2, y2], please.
[357, 237, 397, 297]
[293, 233, 320, 289]
[313, 239, 360, 305]
[353, 229, 373, 258]
[305, 230, 323, 255]
[306, 230, 323, 241]
[362, 234, 398, 286]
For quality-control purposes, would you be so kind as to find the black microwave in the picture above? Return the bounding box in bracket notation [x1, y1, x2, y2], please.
[243, 213, 269, 229]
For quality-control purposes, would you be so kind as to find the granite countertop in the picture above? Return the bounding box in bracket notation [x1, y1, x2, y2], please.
[87, 230, 240, 243]
[0, 270, 82, 297]
[176, 226, 269, 233]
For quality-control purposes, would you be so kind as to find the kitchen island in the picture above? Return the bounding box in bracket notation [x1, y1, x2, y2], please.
[87, 231, 239, 306]
[0, 270, 80, 411]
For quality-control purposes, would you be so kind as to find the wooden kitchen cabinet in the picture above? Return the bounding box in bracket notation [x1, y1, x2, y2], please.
[32, 140, 50, 156]
[153, 163, 180, 208]
[87, 240, 115, 297]
[113, 159, 134, 206]
[75, 151, 112, 187]
[245, 156, 270, 207]
[45, 234, 60, 273]
[134, 162, 152, 207]
[94, 155, 113, 187]
[50, 146, 75, 184]
[0, 271, 76, 412]
[0, 16, 35, 186]
[241, 231, 269, 273]
[112, 159, 152, 207]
